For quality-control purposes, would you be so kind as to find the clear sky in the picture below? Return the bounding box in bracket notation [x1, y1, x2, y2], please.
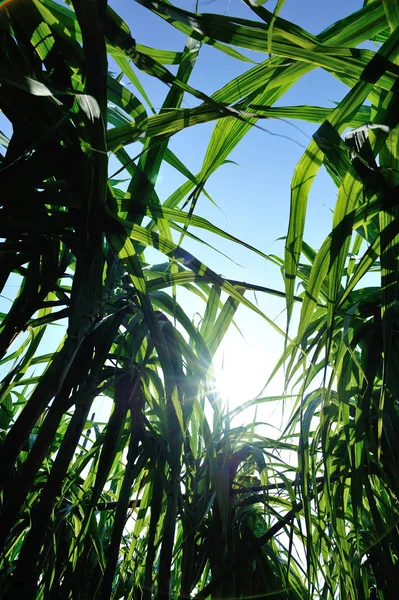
[0, 0, 368, 427]
[105, 0, 365, 419]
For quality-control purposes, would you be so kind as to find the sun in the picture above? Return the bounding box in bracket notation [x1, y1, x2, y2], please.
[213, 329, 285, 427]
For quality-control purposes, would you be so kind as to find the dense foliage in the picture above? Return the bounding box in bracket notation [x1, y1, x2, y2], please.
[1, 0, 399, 598]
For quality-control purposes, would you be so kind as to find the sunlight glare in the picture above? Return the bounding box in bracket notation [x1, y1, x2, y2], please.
[213, 329, 286, 431]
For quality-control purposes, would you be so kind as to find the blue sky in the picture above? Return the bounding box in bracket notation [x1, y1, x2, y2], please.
[105, 0, 366, 413]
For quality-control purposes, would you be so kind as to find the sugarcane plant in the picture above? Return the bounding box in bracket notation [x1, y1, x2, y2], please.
[2, 0, 399, 598]
[0, 0, 307, 598]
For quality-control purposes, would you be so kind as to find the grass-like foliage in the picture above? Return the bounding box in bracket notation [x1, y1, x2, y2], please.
[1, 0, 399, 598]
